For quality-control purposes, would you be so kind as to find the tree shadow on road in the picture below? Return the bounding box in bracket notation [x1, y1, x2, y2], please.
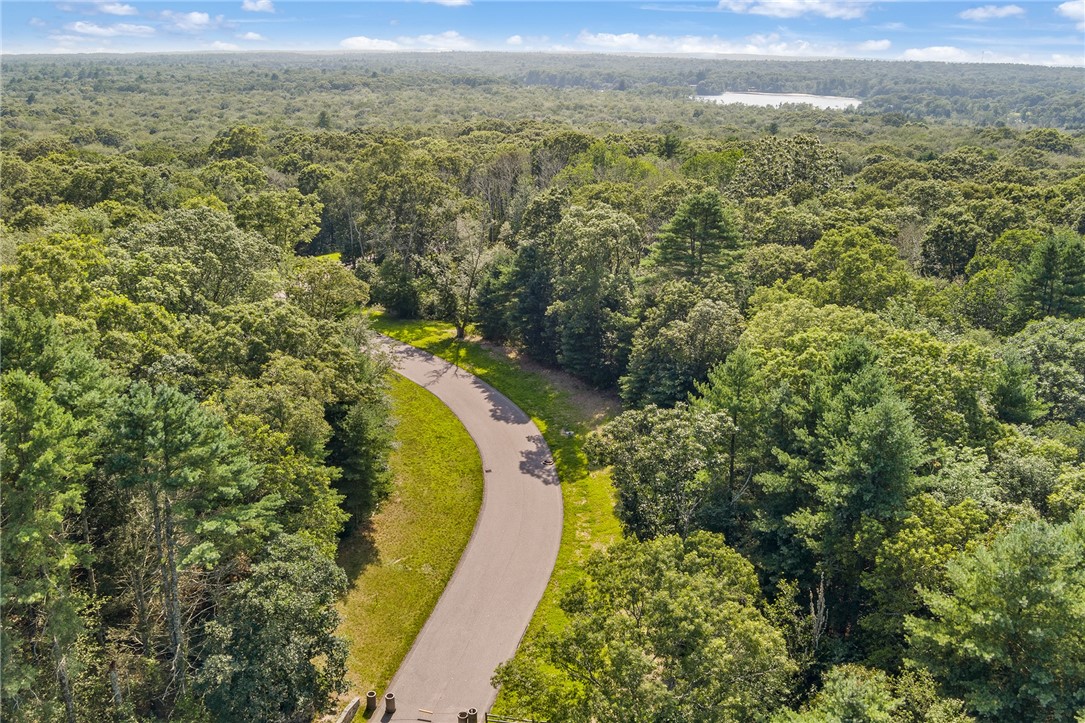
[520, 433, 560, 486]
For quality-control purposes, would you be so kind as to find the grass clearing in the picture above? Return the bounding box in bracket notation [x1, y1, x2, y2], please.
[336, 373, 483, 698]
[369, 313, 624, 709]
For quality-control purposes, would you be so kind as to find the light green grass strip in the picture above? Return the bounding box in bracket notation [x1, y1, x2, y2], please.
[369, 314, 623, 709]
[337, 373, 483, 698]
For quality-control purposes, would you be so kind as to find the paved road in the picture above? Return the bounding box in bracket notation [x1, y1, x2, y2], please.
[376, 337, 563, 722]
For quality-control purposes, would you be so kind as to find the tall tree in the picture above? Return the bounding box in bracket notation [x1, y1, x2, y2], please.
[233, 189, 324, 253]
[906, 513, 1085, 722]
[197, 535, 348, 723]
[588, 403, 732, 539]
[108, 383, 277, 698]
[756, 338, 922, 630]
[494, 533, 794, 723]
[1, 371, 95, 723]
[647, 189, 739, 279]
[1012, 228, 1085, 323]
[620, 281, 743, 408]
[695, 346, 764, 517]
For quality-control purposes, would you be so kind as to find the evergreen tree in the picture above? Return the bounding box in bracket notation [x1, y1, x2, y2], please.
[648, 189, 738, 279]
[1013, 229, 1085, 323]
[108, 383, 277, 697]
[907, 514, 1085, 721]
[1, 371, 95, 723]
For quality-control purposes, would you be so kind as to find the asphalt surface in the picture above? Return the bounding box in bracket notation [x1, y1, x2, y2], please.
[375, 336, 563, 723]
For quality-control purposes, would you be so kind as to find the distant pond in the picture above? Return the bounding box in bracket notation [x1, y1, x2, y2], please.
[696, 91, 862, 110]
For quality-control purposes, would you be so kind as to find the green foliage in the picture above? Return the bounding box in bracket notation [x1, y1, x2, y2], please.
[234, 188, 323, 252]
[588, 403, 732, 539]
[197, 535, 347, 723]
[5, 51, 1085, 721]
[765, 339, 923, 617]
[906, 514, 1085, 721]
[804, 227, 914, 311]
[284, 255, 369, 321]
[327, 396, 395, 528]
[117, 206, 279, 314]
[208, 124, 266, 159]
[1013, 317, 1085, 423]
[1012, 229, 1085, 323]
[859, 495, 988, 670]
[1, 233, 111, 316]
[494, 532, 794, 723]
[776, 666, 974, 723]
[620, 281, 743, 407]
[731, 134, 843, 198]
[646, 189, 739, 280]
[921, 205, 987, 279]
[1, 365, 100, 721]
[546, 205, 640, 386]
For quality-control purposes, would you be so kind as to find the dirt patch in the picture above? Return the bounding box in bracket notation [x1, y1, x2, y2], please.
[474, 337, 622, 426]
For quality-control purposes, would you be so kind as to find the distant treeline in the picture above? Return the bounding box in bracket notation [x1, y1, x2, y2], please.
[3, 53, 1084, 130]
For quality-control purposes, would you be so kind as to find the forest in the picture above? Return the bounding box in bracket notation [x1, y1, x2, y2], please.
[2, 52, 1085, 722]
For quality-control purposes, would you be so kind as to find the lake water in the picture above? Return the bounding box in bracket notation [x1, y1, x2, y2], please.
[696, 91, 861, 110]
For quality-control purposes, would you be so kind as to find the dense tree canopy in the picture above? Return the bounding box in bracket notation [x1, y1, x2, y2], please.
[3, 51, 1084, 723]
[494, 533, 795, 723]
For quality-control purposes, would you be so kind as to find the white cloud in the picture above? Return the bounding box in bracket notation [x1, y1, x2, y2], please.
[899, 44, 1082, 65]
[161, 10, 223, 32]
[46, 33, 115, 52]
[211, 41, 240, 50]
[1050, 52, 1085, 65]
[66, 20, 154, 36]
[901, 45, 982, 62]
[718, 0, 869, 20]
[29, 17, 47, 27]
[97, 3, 139, 15]
[241, 0, 275, 12]
[506, 34, 523, 45]
[420, 0, 472, 5]
[338, 35, 403, 50]
[237, 31, 265, 40]
[340, 29, 475, 51]
[412, 30, 475, 49]
[857, 39, 891, 51]
[1056, 0, 1085, 29]
[574, 29, 856, 56]
[959, 5, 1025, 21]
[340, 35, 403, 50]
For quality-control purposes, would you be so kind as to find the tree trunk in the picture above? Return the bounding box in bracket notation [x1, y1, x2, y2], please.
[52, 635, 76, 723]
[150, 489, 186, 696]
[161, 495, 187, 696]
[109, 660, 124, 713]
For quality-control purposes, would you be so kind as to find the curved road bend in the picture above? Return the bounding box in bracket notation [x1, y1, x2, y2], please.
[376, 336, 563, 722]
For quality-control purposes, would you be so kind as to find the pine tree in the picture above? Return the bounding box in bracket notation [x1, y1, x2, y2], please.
[1, 371, 95, 723]
[1013, 229, 1085, 322]
[108, 383, 276, 698]
[650, 190, 738, 279]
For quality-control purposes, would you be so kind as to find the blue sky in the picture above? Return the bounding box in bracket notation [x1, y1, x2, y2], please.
[2, 0, 1083, 65]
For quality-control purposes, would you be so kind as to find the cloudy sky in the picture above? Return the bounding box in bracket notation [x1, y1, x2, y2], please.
[3, 0, 1083, 65]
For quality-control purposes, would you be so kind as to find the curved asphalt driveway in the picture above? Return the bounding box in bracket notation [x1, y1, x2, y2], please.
[376, 336, 563, 722]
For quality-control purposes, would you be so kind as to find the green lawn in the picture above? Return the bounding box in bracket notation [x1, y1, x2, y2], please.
[336, 373, 483, 699]
[369, 313, 624, 710]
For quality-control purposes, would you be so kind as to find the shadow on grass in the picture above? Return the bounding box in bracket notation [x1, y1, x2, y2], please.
[337, 519, 381, 586]
[392, 334, 594, 487]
